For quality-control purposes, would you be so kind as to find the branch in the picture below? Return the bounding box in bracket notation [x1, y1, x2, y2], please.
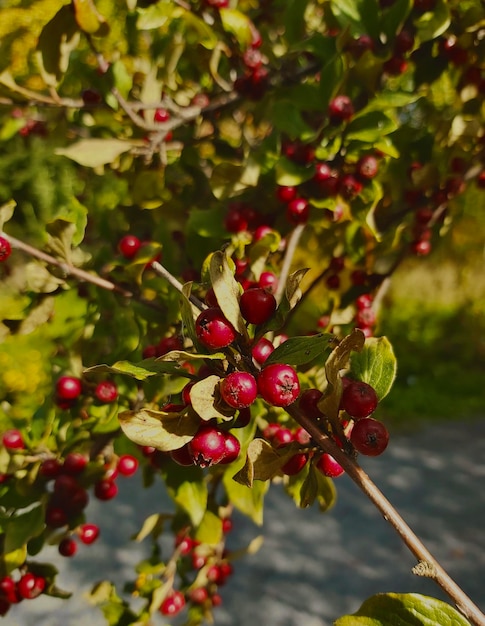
[285, 404, 485, 626]
[150, 260, 205, 312]
[275, 224, 306, 305]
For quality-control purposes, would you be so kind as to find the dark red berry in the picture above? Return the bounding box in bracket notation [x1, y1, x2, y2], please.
[158, 335, 183, 356]
[299, 388, 324, 419]
[281, 453, 308, 476]
[195, 308, 237, 349]
[56, 376, 82, 401]
[328, 95, 354, 123]
[0, 236, 12, 262]
[276, 185, 297, 203]
[220, 432, 241, 464]
[170, 443, 195, 466]
[220, 372, 257, 409]
[2, 429, 24, 450]
[350, 417, 389, 456]
[339, 174, 363, 198]
[340, 381, 378, 419]
[40, 458, 62, 478]
[160, 591, 186, 616]
[316, 453, 345, 477]
[79, 523, 100, 544]
[117, 454, 138, 476]
[63, 452, 87, 475]
[286, 197, 310, 224]
[188, 425, 227, 468]
[326, 274, 341, 290]
[59, 537, 77, 557]
[45, 506, 68, 528]
[94, 479, 118, 501]
[239, 288, 277, 325]
[258, 364, 300, 407]
[94, 380, 118, 403]
[272, 427, 294, 447]
[118, 235, 141, 259]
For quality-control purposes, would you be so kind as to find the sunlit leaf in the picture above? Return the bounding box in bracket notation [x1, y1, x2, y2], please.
[56, 139, 136, 168]
[118, 408, 200, 451]
[36, 5, 80, 86]
[350, 336, 397, 400]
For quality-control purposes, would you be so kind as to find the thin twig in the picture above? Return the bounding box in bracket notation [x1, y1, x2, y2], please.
[150, 260, 205, 311]
[275, 224, 306, 305]
[286, 404, 485, 626]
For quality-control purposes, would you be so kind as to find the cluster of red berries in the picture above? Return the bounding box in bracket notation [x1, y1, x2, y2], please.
[0, 570, 47, 615]
[55, 375, 118, 409]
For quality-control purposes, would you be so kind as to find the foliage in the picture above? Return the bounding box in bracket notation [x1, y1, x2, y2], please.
[0, 0, 484, 624]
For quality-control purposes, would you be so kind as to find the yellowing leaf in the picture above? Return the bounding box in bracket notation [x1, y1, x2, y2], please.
[209, 250, 247, 338]
[72, 0, 109, 35]
[118, 408, 200, 452]
[56, 139, 136, 168]
[189, 375, 234, 422]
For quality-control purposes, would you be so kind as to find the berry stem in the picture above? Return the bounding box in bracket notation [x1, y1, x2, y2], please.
[286, 404, 485, 626]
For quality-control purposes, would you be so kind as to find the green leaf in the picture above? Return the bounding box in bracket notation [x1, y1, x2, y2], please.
[349, 336, 397, 400]
[55, 139, 136, 168]
[132, 513, 170, 542]
[165, 468, 208, 527]
[233, 439, 298, 487]
[209, 250, 247, 337]
[211, 160, 260, 200]
[272, 102, 315, 141]
[137, 2, 178, 30]
[346, 111, 398, 142]
[84, 355, 196, 380]
[299, 464, 337, 511]
[362, 92, 420, 112]
[380, 0, 413, 41]
[334, 593, 472, 626]
[194, 510, 223, 545]
[330, 0, 380, 37]
[413, 0, 451, 41]
[319, 54, 345, 112]
[0, 200, 16, 230]
[72, 0, 109, 36]
[283, 0, 311, 44]
[219, 9, 252, 48]
[265, 333, 335, 367]
[275, 157, 315, 187]
[118, 407, 200, 452]
[4, 505, 45, 553]
[36, 5, 80, 87]
[223, 471, 268, 525]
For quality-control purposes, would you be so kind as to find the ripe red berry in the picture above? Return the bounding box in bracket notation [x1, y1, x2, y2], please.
[117, 454, 139, 476]
[17, 573, 45, 600]
[118, 235, 141, 259]
[220, 372, 257, 409]
[170, 443, 195, 466]
[356, 155, 379, 180]
[340, 380, 378, 419]
[79, 523, 100, 544]
[59, 537, 77, 557]
[188, 425, 227, 468]
[239, 288, 277, 325]
[281, 453, 308, 476]
[195, 307, 237, 349]
[154, 107, 170, 123]
[160, 590, 186, 616]
[94, 478, 118, 501]
[412, 239, 432, 256]
[394, 29, 414, 54]
[316, 453, 345, 477]
[286, 197, 310, 224]
[94, 380, 118, 403]
[251, 337, 275, 364]
[299, 388, 324, 419]
[350, 417, 389, 456]
[258, 364, 300, 407]
[45, 506, 68, 528]
[220, 432, 241, 464]
[56, 376, 82, 400]
[276, 185, 297, 203]
[0, 236, 12, 262]
[328, 95, 354, 123]
[326, 274, 341, 290]
[40, 458, 62, 478]
[63, 452, 87, 475]
[2, 429, 24, 450]
[258, 271, 278, 294]
[189, 587, 209, 605]
[339, 174, 363, 198]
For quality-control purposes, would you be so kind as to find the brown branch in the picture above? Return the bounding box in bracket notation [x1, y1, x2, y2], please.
[286, 404, 485, 626]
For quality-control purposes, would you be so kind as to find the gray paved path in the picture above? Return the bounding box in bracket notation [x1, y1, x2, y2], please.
[9, 417, 485, 626]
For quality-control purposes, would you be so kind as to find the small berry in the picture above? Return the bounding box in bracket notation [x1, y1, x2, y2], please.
[328, 95, 354, 123]
[356, 155, 379, 180]
[326, 274, 340, 290]
[59, 537, 77, 557]
[316, 453, 345, 477]
[94, 479, 118, 501]
[272, 427, 294, 447]
[276, 185, 297, 203]
[339, 174, 363, 199]
[258, 271, 278, 294]
[299, 388, 324, 419]
[154, 107, 170, 123]
[171, 444, 195, 466]
[2, 429, 24, 450]
[281, 453, 308, 476]
[117, 454, 138, 476]
[40, 458, 62, 478]
[286, 197, 310, 224]
[195, 307, 237, 349]
[239, 288, 277, 325]
[17, 573, 45, 600]
[222, 518, 233, 533]
[63, 452, 87, 475]
[160, 591, 186, 616]
[340, 380, 378, 419]
[0, 236, 12, 262]
[79, 523, 100, 544]
[158, 335, 183, 356]
[251, 337, 275, 365]
[188, 425, 227, 468]
[94, 380, 118, 403]
[220, 372, 257, 409]
[45, 506, 68, 528]
[258, 364, 300, 407]
[118, 235, 141, 259]
[220, 432, 241, 464]
[56, 376, 82, 401]
[350, 417, 389, 456]
[189, 587, 209, 605]
[412, 239, 432, 256]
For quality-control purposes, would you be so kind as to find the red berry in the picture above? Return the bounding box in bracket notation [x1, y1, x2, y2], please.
[170, 444, 195, 466]
[220, 372, 257, 409]
[2, 429, 24, 450]
[356, 155, 379, 180]
[251, 337, 275, 364]
[276, 185, 297, 203]
[118, 235, 141, 259]
[45, 506, 68, 528]
[63, 452, 87, 475]
[142, 344, 158, 359]
[188, 425, 227, 468]
[258, 271, 278, 294]
[79, 523, 100, 544]
[40, 458, 62, 478]
[286, 197, 310, 224]
[295, 426, 311, 445]
[394, 29, 414, 54]
[355, 307, 376, 329]
[117, 454, 138, 476]
[258, 364, 300, 407]
[158, 335, 183, 356]
[339, 174, 363, 199]
[220, 432, 241, 464]
[195, 307, 237, 349]
[222, 518, 233, 533]
[17, 573, 45, 600]
[316, 453, 345, 477]
[340, 381, 378, 418]
[326, 274, 341, 290]
[243, 47, 263, 69]
[350, 417, 389, 456]
[0, 576, 18, 604]
[160, 591, 186, 616]
[0, 236, 12, 262]
[299, 388, 324, 419]
[81, 88, 102, 105]
[59, 537, 77, 557]
[94, 380, 118, 403]
[351, 269, 368, 286]
[272, 427, 294, 447]
[412, 239, 432, 256]
[328, 95, 354, 123]
[233, 407, 252, 428]
[154, 107, 170, 123]
[94, 479, 118, 501]
[355, 293, 373, 309]
[56, 376, 82, 400]
[189, 587, 209, 605]
[281, 453, 308, 476]
[239, 288, 277, 325]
